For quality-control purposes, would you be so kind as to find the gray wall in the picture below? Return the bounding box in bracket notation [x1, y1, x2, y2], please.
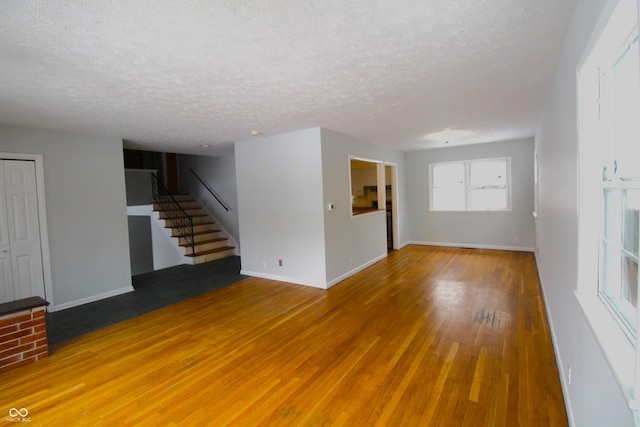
[235, 128, 328, 288]
[177, 153, 240, 246]
[124, 169, 155, 206]
[320, 128, 408, 285]
[235, 127, 408, 289]
[128, 216, 153, 275]
[405, 138, 535, 250]
[0, 125, 133, 310]
[535, 0, 634, 424]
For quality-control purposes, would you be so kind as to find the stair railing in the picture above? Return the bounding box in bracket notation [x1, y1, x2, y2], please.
[151, 173, 195, 254]
[189, 168, 231, 212]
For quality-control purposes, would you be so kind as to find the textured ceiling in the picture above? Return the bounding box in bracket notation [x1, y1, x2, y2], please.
[0, 0, 576, 155]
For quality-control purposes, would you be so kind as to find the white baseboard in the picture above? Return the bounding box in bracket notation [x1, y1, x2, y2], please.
[239, 270, 327, 289]
[534, 254, 576, 427]
[325, 252, 388, 288]
[53, 286, 135, 312]
[408, 240, 535, 252]
[242, 252, 389, 290]
[396, 240, 410, 250]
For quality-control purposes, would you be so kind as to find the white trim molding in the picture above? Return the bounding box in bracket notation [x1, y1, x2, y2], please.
[0, 152, 55, 311]
[54, 286, 134, 312]
[409, 240, 535, 252]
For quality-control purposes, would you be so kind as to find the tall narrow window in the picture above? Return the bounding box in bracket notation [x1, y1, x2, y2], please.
[599, 30, 640, 339]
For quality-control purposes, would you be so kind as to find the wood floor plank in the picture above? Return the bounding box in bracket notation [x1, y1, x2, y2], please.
[0, 245, 567, 426]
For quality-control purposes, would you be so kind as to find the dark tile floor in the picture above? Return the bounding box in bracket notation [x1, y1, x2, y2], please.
[46, 256, 246, 345]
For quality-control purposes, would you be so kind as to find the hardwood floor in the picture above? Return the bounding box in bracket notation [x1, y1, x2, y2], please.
[0, 245, 567, 426]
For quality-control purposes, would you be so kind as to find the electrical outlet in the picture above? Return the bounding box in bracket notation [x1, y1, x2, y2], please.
[278, 259, 283, 267]
[567, 365, 572, 385]
[262, 261, 267, 269]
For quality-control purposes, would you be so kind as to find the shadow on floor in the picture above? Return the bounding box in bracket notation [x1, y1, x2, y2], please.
[46, 256, 246, 346]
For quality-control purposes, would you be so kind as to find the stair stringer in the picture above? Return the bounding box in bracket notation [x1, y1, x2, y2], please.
[188, 192, 240, 257]
[149, 209, 195, 266]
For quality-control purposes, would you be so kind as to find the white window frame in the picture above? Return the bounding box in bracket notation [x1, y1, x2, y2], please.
[428, 157, 512, 212]
[576, 0, 640, 412]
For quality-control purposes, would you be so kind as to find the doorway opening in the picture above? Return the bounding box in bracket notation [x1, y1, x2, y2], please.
[385, 163, 399, 252]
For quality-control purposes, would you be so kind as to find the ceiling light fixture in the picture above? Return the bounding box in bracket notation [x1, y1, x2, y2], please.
[200, 144, 210, 148]
[251, 130, 262, 136]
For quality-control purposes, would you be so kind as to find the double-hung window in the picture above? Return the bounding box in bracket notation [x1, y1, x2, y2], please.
[576, 0, 640, 411]
[599, 28, 640, 341]
[429, 158, 510, 212]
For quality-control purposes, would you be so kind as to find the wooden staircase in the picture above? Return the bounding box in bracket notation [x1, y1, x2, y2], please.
[153, 195, 235, 264]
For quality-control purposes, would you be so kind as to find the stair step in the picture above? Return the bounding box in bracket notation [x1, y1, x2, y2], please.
[170, 222, 217, 236]
[158, 208, 205, 219]
[163, 215, 212, 227]
[181, 238, 230, 255]
[157, 194, 193, 202]
[186, 246, 236, 264]
[153, 200, 200, 210]
[154, 194, 235, 264]
[178, 230, 222, 245]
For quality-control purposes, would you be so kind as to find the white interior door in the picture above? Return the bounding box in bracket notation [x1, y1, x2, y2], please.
[0, 160, 44, 303]
[0, 163, 12, 302]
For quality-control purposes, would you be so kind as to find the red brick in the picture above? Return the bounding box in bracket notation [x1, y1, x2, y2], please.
[0, 343, 34, 361]
[0, 339, 19, 352]
[32, 310, 45, 319]
[34, 351, 49, 360]
[0, 314, 31, 328]
[33, 338, 48, 349]
[19, 331, 47, 345]
[0, 353, 21, 366]
[1, 329, 30, 342]
[19, 319, 43, 330]
[24, 347, 48, 359]
[33, 323, 47, 334]
[0, 324, 18, 336]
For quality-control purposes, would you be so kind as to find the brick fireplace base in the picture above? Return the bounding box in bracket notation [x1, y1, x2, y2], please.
[0, 296, 49, 373]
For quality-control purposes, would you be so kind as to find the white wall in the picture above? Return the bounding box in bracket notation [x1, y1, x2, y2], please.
[0, 125, 133, 310]
[535, 0, 635, 425]
[235, 128, 328, 288]
[177, 153, 240, 247]
[405, 138, 535, 251]
[320, 128, 408, 286]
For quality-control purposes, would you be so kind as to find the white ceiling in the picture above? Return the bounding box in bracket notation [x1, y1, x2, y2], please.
[0, 0, 576, 155]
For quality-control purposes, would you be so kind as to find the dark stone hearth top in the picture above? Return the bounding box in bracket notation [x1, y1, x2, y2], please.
[0, 296, 49, 317]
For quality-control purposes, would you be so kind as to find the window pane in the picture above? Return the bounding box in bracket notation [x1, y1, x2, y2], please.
[613, 37, 640, 180]
[604, 189, 622, 243]
[432, 163, 464, 187]
[469, 160, 507, 187]
[432, 187, 465, 211]
[469, 188, 508, 210]
[622, 256, 638, 309]
[601, 188, 640, 335]
[623, 190, 640, 256]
